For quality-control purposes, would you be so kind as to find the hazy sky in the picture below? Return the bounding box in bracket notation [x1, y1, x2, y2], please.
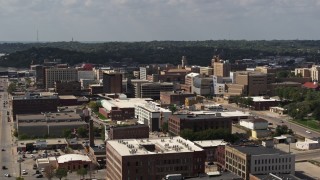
[0, 0, 320, 41]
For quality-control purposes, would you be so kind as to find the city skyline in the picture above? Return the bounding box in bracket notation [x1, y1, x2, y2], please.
[0, 0, 320, 42]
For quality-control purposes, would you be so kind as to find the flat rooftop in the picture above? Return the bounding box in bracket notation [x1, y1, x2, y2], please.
[58, 95, 77, 99]
[107, 136, 204, 156]
[230, 145, 289, 155]
[194, 140, 228, 148]
[182, 110, 251, 117]
[101, 98, 153, 109]
[17, 112, 81, 121]
[135, 101, 171, 113]
[251, 96, 280, 102]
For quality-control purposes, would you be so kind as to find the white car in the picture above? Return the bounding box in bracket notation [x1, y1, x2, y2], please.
[4, 173, 11, 177]
[306, 130, 312, 134]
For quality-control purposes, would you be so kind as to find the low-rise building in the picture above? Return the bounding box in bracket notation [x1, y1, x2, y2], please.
[57, 154, 92, 171]
[135, 101, 172, 131]
[106, 124, 149, 140]
[251, 96, 280, 111]
[239, 118, 268, 130]
[194, 140, 227, 162]
[100, 98, 152, 121]
[168, 113, 232, 135]
[296, 137, 320, 150]
[16, 112, 87, 138]
[106, 136, 206, 180]
[160, 91, 195, 106]
[225, 145, 295, 180]
[11, 92, 59, 121]
[55, 80, 81, 95]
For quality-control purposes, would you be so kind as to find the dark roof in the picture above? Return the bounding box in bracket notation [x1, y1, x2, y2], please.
[230, 145, 288, 155]
[251, 173, 301, 180]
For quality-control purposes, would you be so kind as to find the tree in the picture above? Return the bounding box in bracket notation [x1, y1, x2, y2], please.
[161, 122, 168, 134]
[7, 83, 16, 94]
[77, 167, 88, 179]
[55, 168, 68, 180]
[63, 129, 72, 139]
[16, 177, 24, 180]
[168, 104, 177, 113]
[88, 101, 100, 112]
[44, 166, 55, 180]
[77, 126, 88, 138]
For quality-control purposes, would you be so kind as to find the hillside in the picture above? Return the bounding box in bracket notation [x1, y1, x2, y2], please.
[0, 40, 319, 68]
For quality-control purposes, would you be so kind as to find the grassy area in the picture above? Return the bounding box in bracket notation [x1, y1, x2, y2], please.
[293, 119, 320, 131]
[97, 112, 107, 120]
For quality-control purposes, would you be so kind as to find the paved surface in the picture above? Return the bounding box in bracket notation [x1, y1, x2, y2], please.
[295, 161, 320, 180]
[0, 77, 17, 178]
[221, 102, 320, 139]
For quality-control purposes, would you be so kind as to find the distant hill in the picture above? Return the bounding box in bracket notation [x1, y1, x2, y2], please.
[0, 40, 319, 68]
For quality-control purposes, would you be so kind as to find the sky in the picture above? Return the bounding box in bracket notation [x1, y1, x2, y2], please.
[0, 0, 320, 42]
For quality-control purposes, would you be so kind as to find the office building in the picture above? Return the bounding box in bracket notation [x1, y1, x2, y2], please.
[212, 56, 231, 77]
[11, 92, 58, 121]
[225, 145, 295, 180]
[106, 124, 149, 140]
[168, 113, 232, 135]
[54, 81, 81, 95]
[134, 82, 174, 99]
[45, 68, 78, 89]
[134, 101, 172, 131]
[106, 136, 205, 180]
[103, 72, 123, 93]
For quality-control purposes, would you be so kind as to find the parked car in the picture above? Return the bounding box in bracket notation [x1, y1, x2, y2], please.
[306, 130, 312, 134]
[2, 166, 7, 170]
[4, 173, 11, 177]
[36, 174, 43, 178]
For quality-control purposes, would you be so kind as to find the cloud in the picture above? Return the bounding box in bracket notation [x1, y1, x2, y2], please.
[0, 0, 320, 41]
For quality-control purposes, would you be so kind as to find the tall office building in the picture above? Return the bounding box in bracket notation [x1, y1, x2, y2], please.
[103, 72, 123, 93]
[212, 56, 231, 77]
[45, 68, 78, 89]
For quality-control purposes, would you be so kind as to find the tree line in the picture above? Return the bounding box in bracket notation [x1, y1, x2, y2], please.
[2, 40, 320, 68]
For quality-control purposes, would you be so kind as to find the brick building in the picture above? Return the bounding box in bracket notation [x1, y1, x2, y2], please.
[194, 140, 227, 162]
[57, 154, 92, 171]
[160, 91, 195, 106]
[106, 137, 206, 180]
[11, 92, 58, 121]
[168, 113, 232, 135]
[55, 80, 81, 95]
[103, 72, 123, 93]
[107, 125, 149, 140]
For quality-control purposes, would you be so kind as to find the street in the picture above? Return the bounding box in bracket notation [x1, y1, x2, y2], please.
[0, 77, 17, 178]
[220, 102, 320, 139]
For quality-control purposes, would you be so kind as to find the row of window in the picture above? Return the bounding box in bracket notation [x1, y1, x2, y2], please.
[254, 157, 291, 165]
[254, 164, 291, 172]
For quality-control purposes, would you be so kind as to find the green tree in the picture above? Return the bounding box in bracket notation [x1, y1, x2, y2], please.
[77, 168, 88, 179]
[161, 122, 168, 134]
[180, 129, 196, 141]
[77, 126, 88, 138]
[16, 177, 24, 180]
[88, 101, 100, 112]
[7, 83, 16, 94]
[168, 104, 177, 113]
[63, 129, 72, 139]
[55, 168, 68, 180]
